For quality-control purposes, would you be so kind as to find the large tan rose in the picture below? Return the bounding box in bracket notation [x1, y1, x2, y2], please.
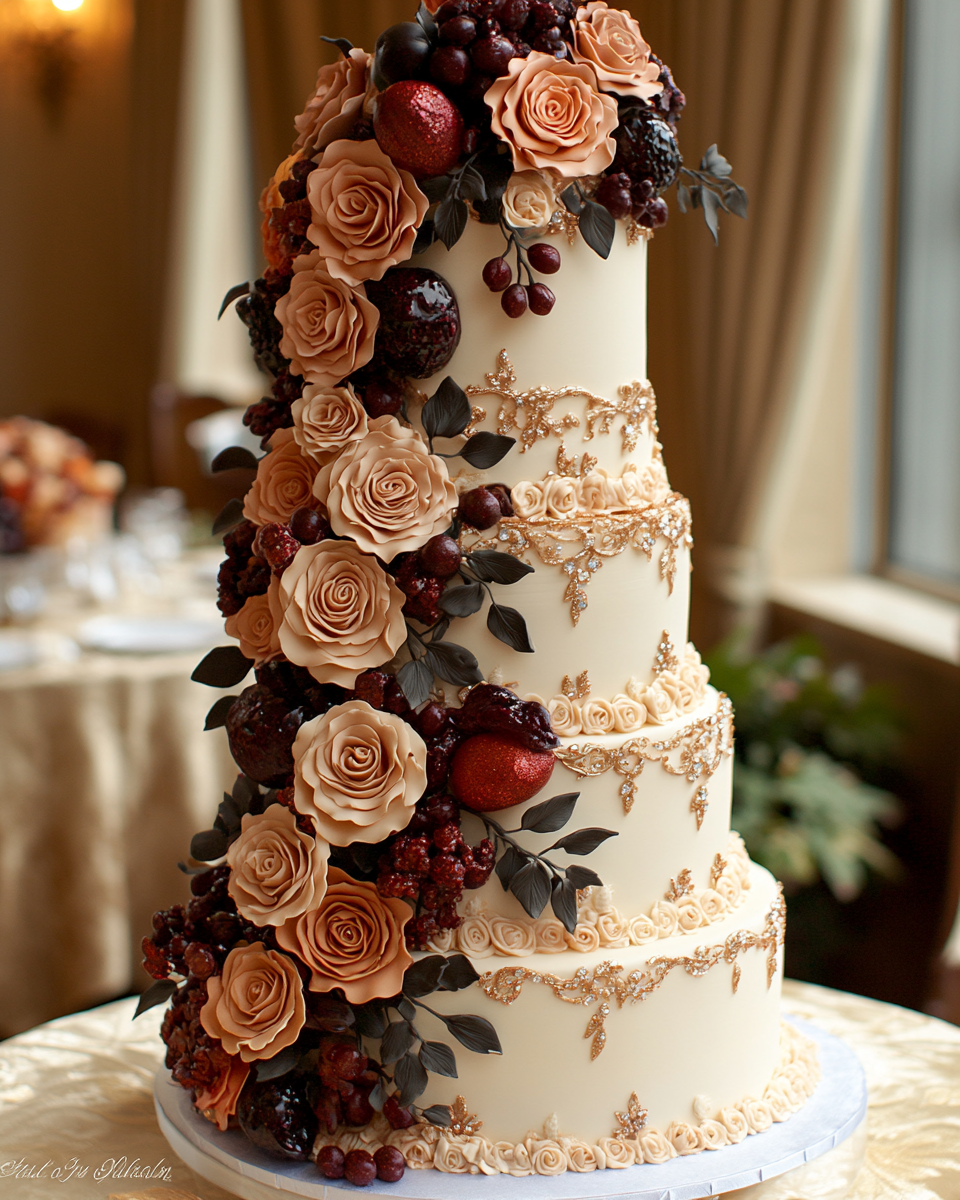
[294, 49, 373, 153]
[307, 139, 429, 286]
[502, 170, 556, 229]
[276, 249, 379, 387]
[226, 804, 329, 926]
[225, 578, 283, 664]
[571, 3, 664, 100]
[292, 383, 368, 460]
[193, 1053, 250, 1132]
[485, 52, 618, 177]
[200, 942, 306, 1062]
[243, 428, 322, 527]
[276, 867, 412, 1003]
[277, 540, 406, 687]
[314, 417, 458, 561]
[292, 700, 427, 845]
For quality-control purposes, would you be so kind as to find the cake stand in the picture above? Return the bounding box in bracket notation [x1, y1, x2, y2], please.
[154, 1018, 866, 1200]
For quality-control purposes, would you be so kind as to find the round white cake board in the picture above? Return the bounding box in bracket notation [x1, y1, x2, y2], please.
[154, 1017, 866, 1200]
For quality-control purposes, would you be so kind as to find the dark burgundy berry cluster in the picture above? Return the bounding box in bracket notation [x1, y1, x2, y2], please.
[595, 104, 681, 228]
[160, 976, 230, 1093]
[243, 371, 301, 444]
[317, 1145, 406, 1186]
[235, 270, 292, 379]
[483, 240, 561, 318]
[217, 520, 269, 617]
[649, 54, 686, 126]
[263, 157, 318, 275]
[253, 507, 330, 575]
[393, 532, 462, 625]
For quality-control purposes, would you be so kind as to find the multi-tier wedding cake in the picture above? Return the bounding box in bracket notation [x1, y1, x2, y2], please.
[144, 0, 818, 1188]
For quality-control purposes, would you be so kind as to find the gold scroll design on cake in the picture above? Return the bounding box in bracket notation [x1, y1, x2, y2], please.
[464, 349, 658, 455]
[471, 497, 692, 626]
[554, 692, 733, 817]
[479, 887, 786, 1061]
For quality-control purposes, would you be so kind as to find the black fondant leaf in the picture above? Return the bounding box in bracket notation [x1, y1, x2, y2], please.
[320, 34, 354, 56]
[458, 163, 487, 203]
[416, 2, 438, 38]
[549, 827, 619, 855]
[402, 955, 447, 998]
[381, 1021, 416, 1064]
[677, 182, 692, 213]
[494, 844, 521, 892]
[438, 954, 481, 992]
[419, 1040, 458, 1078]
[421, 175, 453, 204]
[204, 695, 236, 730]
[134, 978, 178, 1018]
[211, 446, 259, 473]
[435, 195, 468, 249]
[551, 876, 578, 934]
[438, 1013, 502, 1055]
[218, 281, 250, 319]
[466, 550, 533, 585]
[397, 658, 433, 708]
[232, 774, 260, 815]
[369, 1081, 388, 1112]
[701, 188, 720, 244]
[253, 1045, 299, 1081]
[439, 582, 484, 618]
[565, 865, 604, 890]
[458, 431, 515, 469]
[520, 792, 579, 834]
[421, 1104, 451, 1127]
[700, 144, 732, 177]
[396, 996, 417, 1023]
[395, 1050, 429, 1105]
[487, 603, 534, 653]
[176, 861, 209, 875]
[190, 828, 228, 862]
[510, 860, 551, 919]
[191, 646, 253, 688]
[422, 376, 471, 440]
[354, 1002, 388, 1039]
[726, 184, 748, 219]
[474, 147, 513, 204]
[212, 497, 245, 536]
[412, 219, 436, 255]
[424, 641, 483, 687]
[560, 184, 584, 215]
[579, 200, 616, 259]
[216, 793, 242, 836]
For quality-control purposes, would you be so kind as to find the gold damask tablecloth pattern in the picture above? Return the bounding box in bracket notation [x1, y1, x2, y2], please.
[1, 981, 958, 1200]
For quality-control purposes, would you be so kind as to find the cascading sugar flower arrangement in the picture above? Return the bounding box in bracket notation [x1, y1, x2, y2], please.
[137, 3, 809, 1194]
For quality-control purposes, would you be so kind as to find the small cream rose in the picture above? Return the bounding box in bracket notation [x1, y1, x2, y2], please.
[510, 480, 547, 519]
[433, 1137, 474, 1174]
[578, 468, 616, 511]
[294, 49, 373, 152]
[628, 912, 658, 944]
[292, 384, 368, 460]
[502, 169, 556, 229]
[565, 922, 601, 952]
[200, 942, 305, 1062]
[276, 249, 379, 388]
[278, 540, 406, 687]
[307, 139, 429, 286]
[493, 1142, 534, 1176]
[542, 475, 580, 519]
[227, 805, 329, 926]
[719, 1107, 749, 1144]
[293, 700, 427, 845]
[638, 1130, 677, 1164]
[277, 867, 412, 1003]
[534, 917, 569, 952]
[676, 895, 707, 932]
[700, 1119, 730, 1150]
[571, 3, 664, 100]
[649, 899, 679, 938]
[739, 1098, 774, 1134]
[225, 578, 283, 664]
[457, 916, 496, 958]
[764, 1085, 793, 1122]
[489, 916, 536, 956]
[698, 887, 728, 922]
[596, 1137, 636, 1167]
[579, 697, 616, 734]
[547, 695, 582, 737]
[627, 677, 679, 725]
[564, 1140, 599, 1172]
[595, 909, 630, 947]
[716, 873, 742, 908]
[612, 693, 646, 731]
[530, 1142, 567, 1175]
[243, 428, 322, 527]
[666, 1121, 704, 1155]
[485, 53, 618, 177]
[314, 416, 458, 561]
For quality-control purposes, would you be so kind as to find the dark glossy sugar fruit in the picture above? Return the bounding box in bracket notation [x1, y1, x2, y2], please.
[288, 507, 328, 545]
[373, 22, 432, 88]
[365, 268, 461, 379]
[527, 283, 555, 315]
[482, 256, 512, 291]
[373, 81, 464, 179]
[419, 533, 462, 577]
[486, 482, 514, 516]
[316, 1145, 346, 1179]
[374, 1145, 406, 1183]
[359, 376, 404, 419]
[458, 486, 502, 530]
[344, 1149, 378, 1187]
[430, 45, 471, 87]
[527, 242, 560, 273]
[237, 1078, 318, 1161]
[501, 282, 528, 318]
[455, 683, 559, 752]
[225, 685, 310, 785]
[612, 104, 682, 194]
[595, 172, 633, 220]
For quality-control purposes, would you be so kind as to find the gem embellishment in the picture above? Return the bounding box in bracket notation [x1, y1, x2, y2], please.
[556, 443, 597, 478]
[613, 1092, 648, 1140]
[448, 1095, 483, 1136]
[665, 868, 693, 902]
[478, 889, 786, 1058]
[555, 694, 733, 814]
[711, 853, 727, 887]
[654, 630, 679, 674]
[583, 379, 658, 454]
[546, 208, 581, 245]
[561, 671, 591, 699]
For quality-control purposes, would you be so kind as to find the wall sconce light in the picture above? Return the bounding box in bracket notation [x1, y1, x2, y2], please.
[6, 0, 103, 129]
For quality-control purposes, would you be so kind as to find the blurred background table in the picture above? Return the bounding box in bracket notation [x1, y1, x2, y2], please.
[0, 980, 957, 1200]
[0, 546, 236, 1038]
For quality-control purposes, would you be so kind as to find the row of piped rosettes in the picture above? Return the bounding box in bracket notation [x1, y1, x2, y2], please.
[426, 831, 751, 959]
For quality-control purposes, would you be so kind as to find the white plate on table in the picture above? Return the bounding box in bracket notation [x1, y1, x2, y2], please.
[77, 615, 224, 655]
[0, 634, 40, 671]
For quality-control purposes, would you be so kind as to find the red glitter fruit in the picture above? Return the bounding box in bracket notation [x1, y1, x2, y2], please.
[374, 81, 464, 179]
[375, 1145, 406, 1182]
[316, 1145, 346, 1179]
[450, 733, 556, 810]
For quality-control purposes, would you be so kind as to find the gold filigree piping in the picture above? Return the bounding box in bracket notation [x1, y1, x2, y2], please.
[478, 888, 786, 1060]
[554, 693, 734, 814]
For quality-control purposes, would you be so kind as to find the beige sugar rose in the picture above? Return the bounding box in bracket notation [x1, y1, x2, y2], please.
[485, 52, 618, 177]
[510, 480, 547, 519]
[292, 700, 427, 845]
[612, 693, 646, 731]
[294, 48, 374, 152]
[276, 249, 379, 387]
[596, 1137, 637, 1167]
[243, 428, 322, 527]
[542, 475, 580, 519]
[226, 804, 329, 926]
[277, 540, 406, 687]
[200, 942, 305, 1062]
[638, 1129, 677, 1164]
[530, 1142, 567, 1175]
[502, 169, 556, 229]
[276, 867, 412, 1003]
[225, 578, 283, 664]
[457, 915, 495, 958]
[533, 917, 568, 952]
[307, 139, 429, 286]
[292, 383, 368, 460]
[565, 922, 600, 952]
[547, 695, 581, 737]
[579, 697, 616, 734]
[489, 916, 536, 956]
[313, 416, 458, 561]
[571, 3, 664, 100]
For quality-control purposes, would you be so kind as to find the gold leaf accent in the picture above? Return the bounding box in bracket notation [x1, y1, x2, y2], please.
[554, 695, 733, 814]
[613, 1091, 648, 1140]
[653, 629, 679, 674]
[556, 443, 598, 478]
[547, 208, 581, 244]
[464, 404, 487, 437]
[732, 963, 742, 994]
[448, 1094, 483, 1136]
[561, 670, 591, 699]
[626, 218, 654, 246]
[711, 853, 727, 888]
[479, 889, 786, 1056]
[665, 868, 693, 902]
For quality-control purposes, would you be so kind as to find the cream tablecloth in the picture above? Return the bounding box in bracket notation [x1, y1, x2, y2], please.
[0, 981, 957, 1200]
[0, 554, 236, 1037]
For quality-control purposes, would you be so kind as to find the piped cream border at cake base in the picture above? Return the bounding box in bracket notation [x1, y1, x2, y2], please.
[311, 1022, 820, 1176]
